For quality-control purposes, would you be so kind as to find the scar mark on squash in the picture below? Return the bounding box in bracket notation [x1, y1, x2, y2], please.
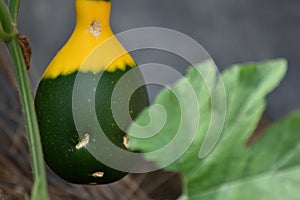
[75, 133, 90, 149]
[123, 134, 129, 148]
[92, 171, 104, 178]
[89, 19, 102, 38]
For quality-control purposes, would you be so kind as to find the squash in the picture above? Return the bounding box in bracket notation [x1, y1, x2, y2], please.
[35, 0, 148, 184]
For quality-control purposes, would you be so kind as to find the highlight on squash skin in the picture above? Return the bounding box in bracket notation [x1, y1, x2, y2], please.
[43, 0, 136, 79]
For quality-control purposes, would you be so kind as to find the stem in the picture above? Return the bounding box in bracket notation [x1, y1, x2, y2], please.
[0, 23, 14, 41]
[6, 37, 50, 200]
[8, 0, 20, 23]
[0, 0, 14, 41]
[0, 0, 13, 32]
[0, 0, 50, 199]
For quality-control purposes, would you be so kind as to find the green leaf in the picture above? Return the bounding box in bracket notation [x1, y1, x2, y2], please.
[128, 59, 289, 199]
[129, 60, 224, 170]
[191, 111, 300, 200]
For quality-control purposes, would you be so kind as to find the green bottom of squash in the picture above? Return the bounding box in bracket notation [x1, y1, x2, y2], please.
[35, 66, 149, 184]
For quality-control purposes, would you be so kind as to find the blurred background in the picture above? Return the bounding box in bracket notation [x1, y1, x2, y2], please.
[0, 0, 299, 199]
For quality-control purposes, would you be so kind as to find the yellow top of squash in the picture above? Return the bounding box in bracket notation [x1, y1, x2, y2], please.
[43, 0, 135, 78]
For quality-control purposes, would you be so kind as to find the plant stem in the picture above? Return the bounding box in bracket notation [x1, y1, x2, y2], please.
[0, 23, 14, 41]
[8, 0, 20, 23]
[0, 0, 13, 32]
[0, 0, 14, 41]
[0, 0, 50, 199]
[6, 37, 50, 200]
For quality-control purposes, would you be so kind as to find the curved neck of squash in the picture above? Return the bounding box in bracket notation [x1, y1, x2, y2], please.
[75, 0, 111, 29]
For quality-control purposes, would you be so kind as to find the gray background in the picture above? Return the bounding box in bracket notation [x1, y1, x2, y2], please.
[6, 0, 300, 119]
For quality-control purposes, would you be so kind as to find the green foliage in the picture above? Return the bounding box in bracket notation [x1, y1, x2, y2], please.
[128, 59, 300, 199]
[186, 111, 300, 200]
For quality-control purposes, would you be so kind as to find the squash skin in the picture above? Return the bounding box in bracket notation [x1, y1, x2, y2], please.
[35, 66, 149, 184]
